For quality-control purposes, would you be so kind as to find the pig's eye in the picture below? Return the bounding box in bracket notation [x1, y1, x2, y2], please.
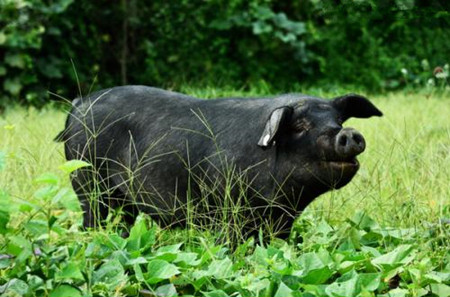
[292, 120, 311, 133]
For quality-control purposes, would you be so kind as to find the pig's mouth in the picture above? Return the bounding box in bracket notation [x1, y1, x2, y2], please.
[327, 157, 359, 170]
[317, 157, 360, 189]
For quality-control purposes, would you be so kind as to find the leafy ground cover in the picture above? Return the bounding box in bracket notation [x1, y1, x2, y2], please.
[0, 90, 449, 296]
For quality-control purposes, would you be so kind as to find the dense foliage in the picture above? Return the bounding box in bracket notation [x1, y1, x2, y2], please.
[0, 159, 449, 296]
[1, 0, 449, 106]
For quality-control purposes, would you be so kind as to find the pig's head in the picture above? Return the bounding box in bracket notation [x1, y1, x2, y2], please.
[258, 94, 382, 200]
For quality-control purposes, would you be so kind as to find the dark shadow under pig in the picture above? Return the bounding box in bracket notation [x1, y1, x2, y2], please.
[56, 86, 382, 239]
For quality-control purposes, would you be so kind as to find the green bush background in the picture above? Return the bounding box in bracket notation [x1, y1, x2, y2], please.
[1, 0, 449, 106]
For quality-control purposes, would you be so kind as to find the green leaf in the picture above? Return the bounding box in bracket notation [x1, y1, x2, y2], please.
[35, 173, 59, 185]
[126, 257, 147, 266]
[0, 191, 10, 234]
[155, 284, 177, 297]
[59, 160, 92, 174]
[33, 185, 58, 201]
[325, 270, 360, 297]
[359, 273, 381, 291]
[174, 252, 200, 267]
[126, 215, 155, 252]
[377, 288, 409, 297]
[429, 284, 450, 296]
[372, 245, 415, 268]
[202, 290, 230, 297]
[7, 235, 32, 263]
[146, 259, 180, 284]
[27, 275, 44, 291]
[206, 258, 233, 279]
[250, 245, 269, 266]
[155, 243, 183, 261]
[56, 261, 84, 281]
[252, 21, 273, 35]
[0, 279, 29, 295]
[24, 219, 48, 236]
[274, 282, 294, 297]
[297, 252, 333, 284]
[5, 53, 27, 69]
[134, 263, 145, 282]
[348, 211, 379, 231]
[243, 277, 271, 294]
[49, 285, 82, 297]
[3, 77, 22, 95]
[93, 259, 126, 288]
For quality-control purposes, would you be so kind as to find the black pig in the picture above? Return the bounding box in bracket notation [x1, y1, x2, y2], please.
[56, 86, 382, 238]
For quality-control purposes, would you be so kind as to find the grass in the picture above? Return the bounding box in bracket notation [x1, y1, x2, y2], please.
[0, 90, 449, 296]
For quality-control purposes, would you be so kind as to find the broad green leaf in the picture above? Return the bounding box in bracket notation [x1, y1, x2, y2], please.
[126, 257, 147, 266]
[372, 245, 415, 268]
[155, 243, 182, 261]
[315, 219, 334, 236]
[202, 290, 230, 297]
[274, 282, 294, 297]
[297, 252, 333, 284]
[33, 185, 58, 201]
[59, 160, 92, 174]
[325, 270, 360, 297]
[7, 235, 32, 263]
[54, 188, 80, 211]
[34, 173, 59, 185]
[56, 261, 84, 281]
[127, 215, 155, 252]
[429, 284, 450, 296]
[206, 258, 233, 279]
[134, 263, 145, 282]
[359, 273, 381, 291]
[157, 243, 183, 254]
[250, 245, 269, 266]
[242, 277, 271, 294]
[0, 279, 29, 295]
[155, 284, 177, 297]
[146, 259, 180, 284]
[377, 288, 409, 297]
[49, 285, 82, 297]
[105, 233, 127, 250]
[93, 259, 126, 288]
[0, 255, 13, 269]
[174, 252, 200, 267]
[348, 211, 379, 231]
[27, 275, 44, 291]
[431, 271, 450, 282]
[271, 258, 292, 275]
[24, 220, 48, 236]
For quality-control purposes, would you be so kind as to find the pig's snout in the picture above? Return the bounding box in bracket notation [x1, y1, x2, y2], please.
[335, 128, 366, 159]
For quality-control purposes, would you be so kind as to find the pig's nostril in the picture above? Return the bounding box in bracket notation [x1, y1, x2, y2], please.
[339, 135, 347, 147]
[352, 134, 363, 145]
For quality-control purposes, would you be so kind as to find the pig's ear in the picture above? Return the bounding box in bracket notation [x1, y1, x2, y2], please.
[257, 106, 292, 149]
[332, 94, 382, 122]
